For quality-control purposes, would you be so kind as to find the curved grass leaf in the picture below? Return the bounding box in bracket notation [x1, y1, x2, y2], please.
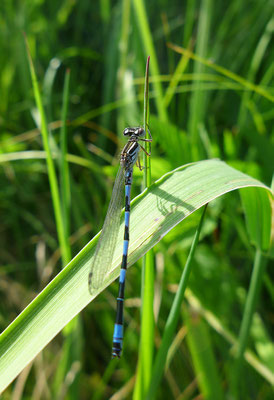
[0, 159, 272, 391]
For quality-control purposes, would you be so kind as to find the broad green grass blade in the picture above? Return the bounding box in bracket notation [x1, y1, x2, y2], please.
[0, 160, 272, 391]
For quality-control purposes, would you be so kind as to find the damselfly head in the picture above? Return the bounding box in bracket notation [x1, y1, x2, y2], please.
[123, 126, 145, 138]
[123, 127, 134, 136]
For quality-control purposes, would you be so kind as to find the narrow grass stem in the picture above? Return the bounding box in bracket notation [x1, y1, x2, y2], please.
[132, 0, 168, 121]
[60, 69, 71, 265]
[24, 34, 68, 267]
[231, 248, 267, 397]
[133, 56, 154, 400]
[145, 205, 208, 400]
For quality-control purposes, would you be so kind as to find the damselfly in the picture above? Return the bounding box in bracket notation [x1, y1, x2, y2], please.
[88, 126, 152, 358]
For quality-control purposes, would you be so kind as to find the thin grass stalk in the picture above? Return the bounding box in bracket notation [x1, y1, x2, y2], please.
[231, 248, 267, 398]
[145, 205, 208, 400]
[132, 0, 168, 121]
[168, 43, 274, 102]
[91, 358, 119, 400]
[141, 54, 154, 383]
[53, 68, 83, 398]
[163, 41, 192, 108]
[178, 0, 196, 127]
[99, 0, 110, 23]
[119, 0, 131, 76]
[183, 0, 197, 46]
[133, 56, 154, 400]
[60, 68, 72, 265]
[237, 16, 274, 129]
[187, 0, 212, 161]
[24, 34, 68, 266]
[143, 56, 151, 186]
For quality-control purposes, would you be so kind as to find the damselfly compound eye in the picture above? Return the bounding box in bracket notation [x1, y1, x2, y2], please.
[136, 127, 145, 137]
[123, 128, 130, 136]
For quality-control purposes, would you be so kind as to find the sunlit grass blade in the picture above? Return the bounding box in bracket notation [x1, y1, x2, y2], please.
[0, 160, 272, 391]
[0, 150, 100, 171]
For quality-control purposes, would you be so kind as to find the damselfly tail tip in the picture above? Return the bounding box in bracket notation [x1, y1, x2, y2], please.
[111, 352, 121, 359]
[112, 343, 122, 359]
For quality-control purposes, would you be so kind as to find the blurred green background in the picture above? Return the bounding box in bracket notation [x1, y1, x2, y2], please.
[0, 0, 273, 399]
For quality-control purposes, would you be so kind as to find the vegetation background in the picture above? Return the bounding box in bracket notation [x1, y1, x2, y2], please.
[0, 0, 273, 399]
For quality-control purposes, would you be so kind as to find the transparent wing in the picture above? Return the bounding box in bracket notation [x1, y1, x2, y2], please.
[88, 166, 125, 293]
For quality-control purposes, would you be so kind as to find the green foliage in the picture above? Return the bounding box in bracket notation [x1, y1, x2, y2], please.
[0, 0, 273, 399]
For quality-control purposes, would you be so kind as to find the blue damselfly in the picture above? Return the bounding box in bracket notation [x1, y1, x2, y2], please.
[89, 126, 152, 358]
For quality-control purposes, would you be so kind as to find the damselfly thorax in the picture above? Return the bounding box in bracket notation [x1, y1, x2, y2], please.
[120, 126, 151, 171]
